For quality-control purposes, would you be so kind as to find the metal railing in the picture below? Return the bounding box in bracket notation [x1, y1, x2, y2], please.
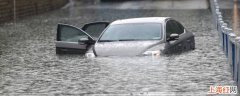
[210, 0, 240, 87]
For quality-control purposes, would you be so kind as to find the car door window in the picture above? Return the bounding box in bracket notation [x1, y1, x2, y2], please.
[174, 21, 184, 34]
[56, 24, 94, 54]
[166, 21, 171, 38]
[82, 22, 109, 40]
[58, 24, 91, 42]
[166, 20, 184, 38]
[166, 20, 176, 38]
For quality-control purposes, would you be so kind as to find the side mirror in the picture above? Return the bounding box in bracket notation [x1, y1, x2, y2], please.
[78, 37, 89, 44]
[167, 33, 179, 42]
[78, 37, 95, 45]
[79, 37, 89, 41]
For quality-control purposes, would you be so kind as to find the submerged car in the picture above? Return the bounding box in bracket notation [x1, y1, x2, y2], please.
[56, 17, 195, 57]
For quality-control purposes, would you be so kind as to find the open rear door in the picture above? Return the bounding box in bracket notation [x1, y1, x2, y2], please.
[82, 22, 109, 40]
[56, 24, 94, 54]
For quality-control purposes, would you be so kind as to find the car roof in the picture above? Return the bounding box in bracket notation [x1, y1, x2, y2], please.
[111, 17, 170, 25]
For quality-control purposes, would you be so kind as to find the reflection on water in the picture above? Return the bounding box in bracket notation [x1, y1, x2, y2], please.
[13, 0, 16, 25]
[233, 0, 239, 36]
[85, 0, 208, 10]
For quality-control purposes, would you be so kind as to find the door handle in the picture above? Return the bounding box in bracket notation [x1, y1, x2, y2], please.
[78, 42, 86, 45]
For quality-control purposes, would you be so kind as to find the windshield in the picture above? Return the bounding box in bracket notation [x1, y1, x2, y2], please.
[99, 23, 162, 41]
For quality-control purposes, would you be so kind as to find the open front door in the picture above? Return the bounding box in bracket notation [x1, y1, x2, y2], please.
[56, 24, 94, 54]
[82, 22, 109, 40]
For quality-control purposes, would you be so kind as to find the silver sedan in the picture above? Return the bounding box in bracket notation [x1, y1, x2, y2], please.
[55, 17, 195, 57]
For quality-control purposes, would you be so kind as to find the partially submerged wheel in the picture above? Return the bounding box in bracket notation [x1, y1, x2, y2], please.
[190, 37, 195, 50]
[56, 48, 62, 54]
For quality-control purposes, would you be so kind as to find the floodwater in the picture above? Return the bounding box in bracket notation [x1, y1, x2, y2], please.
[0, 0, 236, 96]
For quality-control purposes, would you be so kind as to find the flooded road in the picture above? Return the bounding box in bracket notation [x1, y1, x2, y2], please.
[0, 0, 235, 95]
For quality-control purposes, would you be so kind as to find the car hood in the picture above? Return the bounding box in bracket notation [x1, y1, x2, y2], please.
[94, 40, 164, 56]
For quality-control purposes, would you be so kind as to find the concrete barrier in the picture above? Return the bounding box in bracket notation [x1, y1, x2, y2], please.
[0, 0, 69, 23]
[210, 0, 239, 87]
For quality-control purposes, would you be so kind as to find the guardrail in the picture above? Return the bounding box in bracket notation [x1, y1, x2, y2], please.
[210, 0, 240, 87]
